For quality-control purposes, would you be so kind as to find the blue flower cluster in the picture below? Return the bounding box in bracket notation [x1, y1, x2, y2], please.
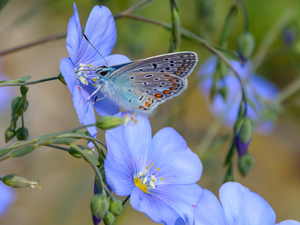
[59, 3, 300, 225]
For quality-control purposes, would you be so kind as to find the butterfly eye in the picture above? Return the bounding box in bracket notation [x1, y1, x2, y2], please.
[100, 71, 108, 76]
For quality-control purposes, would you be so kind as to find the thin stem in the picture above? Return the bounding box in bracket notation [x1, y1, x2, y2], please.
[21, 114, 24, 128]
[114, 0, 153, 19]
[0, 32, 67, 56]
[46, 144, 70, 152]
[237, 0, 249, 31]
[122, 195, 130, 206]
[0, 156, 10, 163]
[0, 76, 59, 88]
[277, 76, 300, 103]
[0, 0, 154, 56]
[70, 144, 103, 193]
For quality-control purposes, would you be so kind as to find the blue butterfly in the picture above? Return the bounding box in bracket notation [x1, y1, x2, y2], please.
[76, 52, 198, 114]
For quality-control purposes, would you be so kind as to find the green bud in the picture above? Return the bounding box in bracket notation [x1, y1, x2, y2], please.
[109, 199, 122, 216]
[5, 129, 15, 143]
[233, 117, 245, 137]
[11, 97, 23, 115]
[68, 145, 92, 158]
[58, 73, 66, 85]
[90, 194, 110, 219]
[239, 118, 254, 143]
[10, 145, 35, 158]
[2, 174, 41, 189]
[103, 212, 115, 225]
[96, 116, 124, 130]
[20, 85, 29, 97]
[16, 127, 29, 141]
[219, 85, 228, 101]
[238, 153, 255, 176]
[237, 31, 255, 61]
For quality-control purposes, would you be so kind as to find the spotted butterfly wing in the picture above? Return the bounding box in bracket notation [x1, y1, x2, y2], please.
[103, 51, 198, 114]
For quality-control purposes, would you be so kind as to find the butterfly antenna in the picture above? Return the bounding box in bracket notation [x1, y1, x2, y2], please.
[83, 34, 108, 67]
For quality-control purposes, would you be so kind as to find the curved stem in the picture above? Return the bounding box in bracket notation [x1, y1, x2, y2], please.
[46, 144, 69, 152]
[70, 144, 103, 193]
[237, 0, 249, 31]
[0, 76, 59, 88]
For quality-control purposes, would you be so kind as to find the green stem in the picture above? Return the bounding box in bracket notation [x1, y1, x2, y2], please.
[122, 195, 130, 206]
[46, 144, 70, 152]
[0, 156, 9, 163]
[21, 114, 24, 128]
[70, 144, 103, 193]
[238, 0, 249, 31]
[0, 76, 59, 88]
[252, 8, 295, 71]
[277, 76, 300, 103]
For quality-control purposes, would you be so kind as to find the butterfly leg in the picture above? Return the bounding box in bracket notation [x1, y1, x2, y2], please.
[85, 86, 102, 103]
[93, 93, 107, 104]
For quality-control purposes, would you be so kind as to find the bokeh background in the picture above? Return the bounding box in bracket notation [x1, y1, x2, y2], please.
[0, 0, 300, 224]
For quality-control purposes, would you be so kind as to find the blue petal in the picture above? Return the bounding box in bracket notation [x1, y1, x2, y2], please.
[277, 220, 300, 225]
[89, 54, 131, 71]
[0, 73, 15, 115]
[78, 6, 116, 65]
[194, 189, 229, 225]
[228, 61, 252, 79]
[60, 57, 87, 124]
[93, 92, 119, 116]
[250, 75, 279, 99]
[66, 3, 82, 65]
[130, 184, 202, 225]
[0, 182, 15, 217]
[83, 103, 97, 148]
[104, 113, 152, 196]
[148, 127, 202, 185]
[219, 182, 276, 225]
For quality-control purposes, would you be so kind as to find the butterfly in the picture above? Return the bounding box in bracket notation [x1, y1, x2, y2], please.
[77, 51, 198, 115]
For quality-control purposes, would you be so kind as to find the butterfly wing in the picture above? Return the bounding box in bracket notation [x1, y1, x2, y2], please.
[104, 51, 198, 114]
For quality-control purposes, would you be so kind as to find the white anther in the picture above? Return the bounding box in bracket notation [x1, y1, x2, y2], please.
[149, 181, 155, 189]
[79, 76, 88, 85]
[142, 176, 148, 184]
[79, 63, 87, 67]
[138, 172, 144, 177]
[151, 175, 156, 182]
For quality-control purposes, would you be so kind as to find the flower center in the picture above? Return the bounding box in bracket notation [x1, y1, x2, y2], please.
[133, 164, 163, 193]
[74, 63, 99, 88]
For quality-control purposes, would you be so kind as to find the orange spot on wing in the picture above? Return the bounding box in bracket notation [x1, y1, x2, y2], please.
[145, 102, 150, 107]
[163, 90, 170, 94]
[148, 98, 151, 102]
[172, 83, 177, 86]
[178, 67, 183, 70]
[139, 106, 144, 109]
[164, 75, 170, 77]
[175, 72, 180, 75]
[182, 63, 187, 66]
[155, 94, 162, 98]
[170, 87, 175, 90]
[169, 79, 175, 82]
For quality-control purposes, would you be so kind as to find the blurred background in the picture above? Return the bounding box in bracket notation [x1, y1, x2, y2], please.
[0, 0, 300, 224]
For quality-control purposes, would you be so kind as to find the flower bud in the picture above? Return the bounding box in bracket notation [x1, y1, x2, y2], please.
[16, 127, 29, 141]
[2, 174, 41, 189]
[90, 194, 110, 220]
[103, 212, 115, 225]
[96, 116, 124, 130]
[237, 31, 255, 62]
[20, 85, 29, 97]
[58, 73, 66, 85]
[11, 97, 22, 116]
[219, 85, 228, 101]
[5, 129, 15, 143]
[68, 145, 92, 158]
[234, 117, 254, 157]
[109, 199, 122, 216]
[238, 152, 255, 176]
[282, 27, 297, 47]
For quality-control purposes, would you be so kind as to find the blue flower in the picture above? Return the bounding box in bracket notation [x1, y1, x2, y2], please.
[194, 182, 300, 225]
[0, 182, 15, 217]
[104, 113, 203, 225]
[198, 56, 279, 134]
[0, 67, 15, 115]
[60, 3, 130, 144]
